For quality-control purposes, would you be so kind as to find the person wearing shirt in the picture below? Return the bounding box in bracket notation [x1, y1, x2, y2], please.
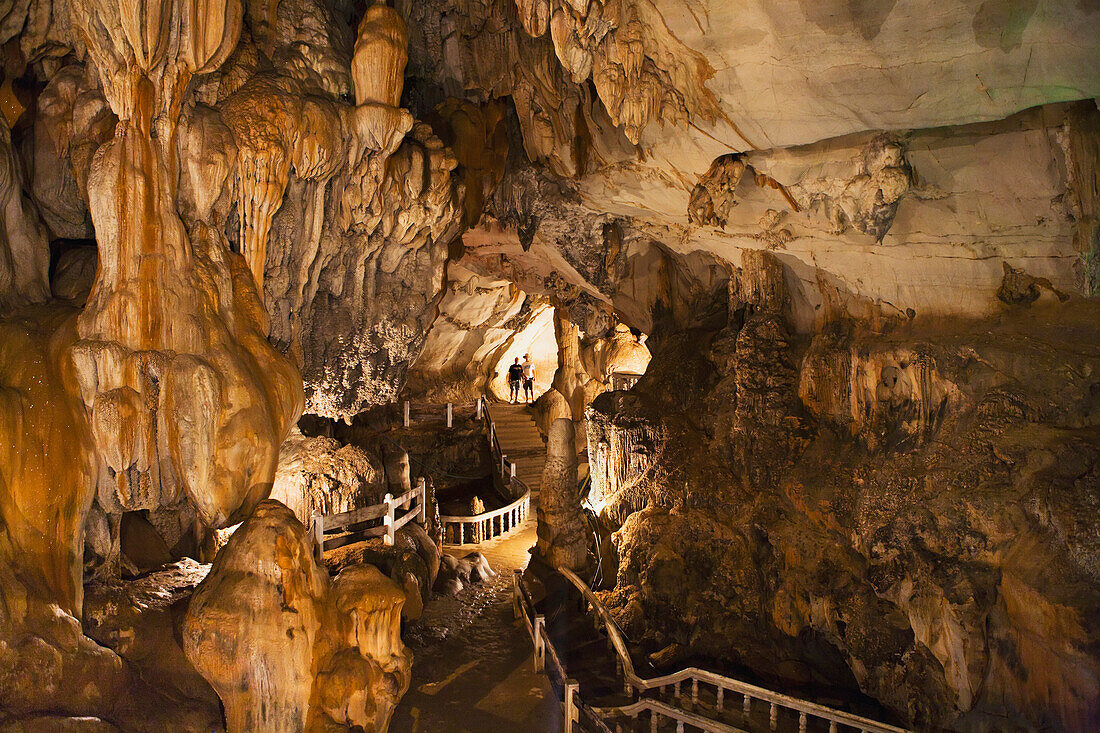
[521, 354, 535, 403]
[506, 358, 523, 403]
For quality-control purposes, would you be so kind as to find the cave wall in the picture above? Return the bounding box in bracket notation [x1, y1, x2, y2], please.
[0, 0, 1098, 728]
[587, 250, 1100, 731]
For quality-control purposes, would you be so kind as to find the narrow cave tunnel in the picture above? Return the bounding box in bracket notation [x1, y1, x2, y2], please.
[1, 0, 1099, 732]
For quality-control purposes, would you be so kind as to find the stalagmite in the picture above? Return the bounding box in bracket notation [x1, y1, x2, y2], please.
[184, 500, 411, 732]
[535, 418, 589, 573]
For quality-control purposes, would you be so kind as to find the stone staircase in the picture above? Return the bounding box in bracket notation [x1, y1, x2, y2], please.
[489, 402, 546, 493]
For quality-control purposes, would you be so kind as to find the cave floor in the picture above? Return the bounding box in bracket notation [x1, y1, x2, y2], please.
[390, 506, 559, 732]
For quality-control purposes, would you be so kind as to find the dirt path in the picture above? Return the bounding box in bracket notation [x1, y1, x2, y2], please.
[390, 512, 559, 732]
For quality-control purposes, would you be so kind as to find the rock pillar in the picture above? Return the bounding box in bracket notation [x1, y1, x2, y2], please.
[535, 418, 589, 573]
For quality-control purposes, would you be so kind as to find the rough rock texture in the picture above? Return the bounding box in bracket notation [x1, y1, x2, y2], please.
[262, 112, 463, 418]
[184, 499, 411, 732]
[526, 307, 650, 456]
[590, 251, 1100, 731]
[269, 428, 386, 523]
[0, 311, 126, 721]
[534, 418, 589, 572]
[455, 104, 1096, 342]
[81, 559, 223, 730]
[402, 0, 1099, 321]
[0, 117, 49, 311]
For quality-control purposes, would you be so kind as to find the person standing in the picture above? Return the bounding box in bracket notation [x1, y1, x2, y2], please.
[522, 353, 535, 403]
[506, 357, 523, 403]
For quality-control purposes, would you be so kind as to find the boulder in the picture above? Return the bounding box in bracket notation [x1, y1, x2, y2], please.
[183, 500, 411, 732]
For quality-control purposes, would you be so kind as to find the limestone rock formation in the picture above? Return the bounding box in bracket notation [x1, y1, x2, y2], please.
[0, 117, 49, 311]
[184, 499, 411, 732]
[534, 418, 589, 573]
[589, 254, 1100, 730]
[0, 309, 127, 720]
[269, 428, 386, 524]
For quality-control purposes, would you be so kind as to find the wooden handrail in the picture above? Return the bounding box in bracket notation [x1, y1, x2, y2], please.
[546, 568, 910, 733]
[401, 400, 479, 428]
[559, 567, 638, 683]
[312, 397, 528, 556]
[310, 478, 426, 561]
[440, 487, 530, 523]
[592, 698, 744, 733]
[436, 397, 532, 545]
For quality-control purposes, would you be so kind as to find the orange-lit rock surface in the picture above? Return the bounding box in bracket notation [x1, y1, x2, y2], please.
[184, 499, 411, 732]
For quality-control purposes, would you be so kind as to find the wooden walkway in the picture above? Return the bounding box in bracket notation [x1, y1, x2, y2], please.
[490, 402, 546, 493]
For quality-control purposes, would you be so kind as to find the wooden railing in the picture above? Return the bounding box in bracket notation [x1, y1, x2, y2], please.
[439, 398, 532, 545]
[309, 478, 426, 562]
[316, 398, 530, 549]
[402, 399, 480, 428]
[441, 486, 530, 545]
[514, 568, 909, 733]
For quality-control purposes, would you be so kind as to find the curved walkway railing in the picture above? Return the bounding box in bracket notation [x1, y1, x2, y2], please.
[440, 398, 532, 545]
[440, 485, 530, 545]
[515, 568, 910, 733]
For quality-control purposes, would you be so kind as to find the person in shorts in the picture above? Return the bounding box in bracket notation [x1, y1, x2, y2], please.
[521, 353, 535, 403]
[506, 358, 523, 403]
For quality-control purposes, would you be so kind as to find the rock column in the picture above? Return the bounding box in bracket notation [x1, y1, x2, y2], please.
[535, 418, 589, 573]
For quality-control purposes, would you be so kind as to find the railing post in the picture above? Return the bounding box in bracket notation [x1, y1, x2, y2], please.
[716, 686, 724, 711]
[770, 702, 777, 731]
[311, 515, 323, 563]
[446, 402, 453, 428]
[563, 679, 579, 733]
[534, 615, 546, 672]
[501, 453, 506, 477]
[403, 400, 410, 428]
[417, 477, 426, 524]
[383, 493, 394, 546]
[476, 397, 483, 419]
[510, 461, 516, 480]
[799, 712, 807, 733]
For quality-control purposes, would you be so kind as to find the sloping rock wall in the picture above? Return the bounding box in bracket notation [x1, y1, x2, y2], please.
[589, 251, 1100, 731]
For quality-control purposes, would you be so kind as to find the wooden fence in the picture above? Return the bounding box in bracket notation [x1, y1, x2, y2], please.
[311, 397, 531, 557]
[310, 478, 426, 563]
[514, 569, 910, 733]
[440, 486, 530, 545]
[439, 398, 532, 545]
